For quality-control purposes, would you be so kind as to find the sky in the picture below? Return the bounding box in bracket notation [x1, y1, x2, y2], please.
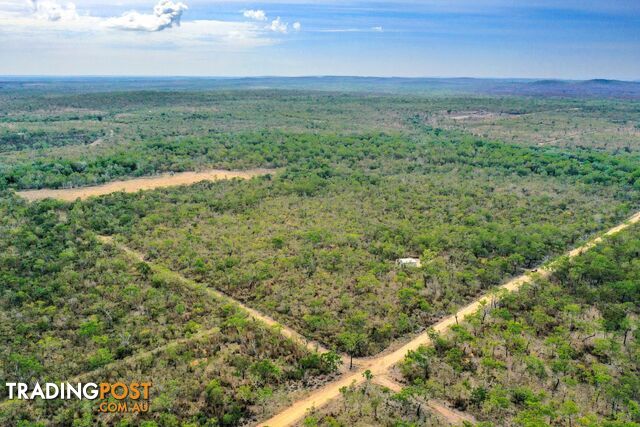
[0, 0, 639, 79]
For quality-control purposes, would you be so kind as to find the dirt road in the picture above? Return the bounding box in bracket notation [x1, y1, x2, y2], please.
[259, 210, 640, 427]
[98, 236, 334, 357]
[17, 168, 276, 202]
[0, 234, 339, 413]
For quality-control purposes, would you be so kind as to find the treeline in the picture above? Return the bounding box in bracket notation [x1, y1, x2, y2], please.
[2, 129, 640, 190]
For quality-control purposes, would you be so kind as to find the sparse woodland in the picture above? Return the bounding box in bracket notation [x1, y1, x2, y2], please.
[301, 381, 446, 427]
[71, 131, 639, 356]
[396, 225, 640, 426]
[1, 86, 639, 425]
[0, 193, 339, 426]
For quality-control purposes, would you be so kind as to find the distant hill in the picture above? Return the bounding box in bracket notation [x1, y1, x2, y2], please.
[509, 78, 640, 98]
[1, 76, 640, 98]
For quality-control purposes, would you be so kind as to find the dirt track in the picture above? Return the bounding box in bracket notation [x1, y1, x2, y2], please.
[0, 234, 339, 413]
[97, 236, 334, 358]
[3, 210, 638, 424]
[17, 168, 276, 202]
[259, 210, 640, 427]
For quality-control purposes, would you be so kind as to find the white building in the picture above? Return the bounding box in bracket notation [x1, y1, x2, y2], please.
[396, 258, 422, 268]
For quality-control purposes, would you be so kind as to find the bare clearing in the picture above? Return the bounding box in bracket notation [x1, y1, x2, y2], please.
[259, 210, 640, 427]
[17, 168, 276, 202]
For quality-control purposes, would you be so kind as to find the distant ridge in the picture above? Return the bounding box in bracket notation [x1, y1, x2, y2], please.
[531, 79, 564, 85]
[1, 76, 639, 99]
[521, 78, 640, 98]
[585, 78, 623, 84]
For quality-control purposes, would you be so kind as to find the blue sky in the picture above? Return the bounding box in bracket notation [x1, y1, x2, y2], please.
[0, 0, 638, 79]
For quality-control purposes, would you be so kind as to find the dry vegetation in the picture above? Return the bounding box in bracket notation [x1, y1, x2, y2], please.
[1, 84, 640, 426]
[427, 105, 640, 152]
[0, 194, 339, 426]
[394, 225, 640, 426]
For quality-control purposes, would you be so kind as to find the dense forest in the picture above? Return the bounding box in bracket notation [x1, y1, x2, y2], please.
[3, 129, 640, 190]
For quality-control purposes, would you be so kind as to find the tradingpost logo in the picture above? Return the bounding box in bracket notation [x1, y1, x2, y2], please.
[5, 382, 152, 413]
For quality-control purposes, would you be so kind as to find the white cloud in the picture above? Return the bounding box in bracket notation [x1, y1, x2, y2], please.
[27, 0, 79, 21]
[292, 21, 301, 31]
[0, 0, 299, 58]
[242, 9, 266, 21]
[372, 26, 383, 32]
[104, 0, 188, 32]
[269, 16, 287, 33]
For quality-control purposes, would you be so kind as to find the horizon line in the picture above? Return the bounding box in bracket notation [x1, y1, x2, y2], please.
[1, 75, 639, 83]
